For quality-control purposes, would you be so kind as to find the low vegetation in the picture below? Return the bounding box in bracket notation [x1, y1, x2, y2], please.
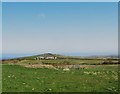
[2, 64, 119, 92]
[2, 53, 119, 92]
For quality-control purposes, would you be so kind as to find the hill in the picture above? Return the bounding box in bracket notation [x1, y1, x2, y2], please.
[7, 53, 67, 60]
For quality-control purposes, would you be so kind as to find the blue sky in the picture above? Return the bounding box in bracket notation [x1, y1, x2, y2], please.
[2, 2, 118, 58]
[2, 0, 119, 2]
[0, 2, 2, 59]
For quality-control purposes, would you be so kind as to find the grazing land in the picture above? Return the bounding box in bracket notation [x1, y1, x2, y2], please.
[1, 53, 119, 92]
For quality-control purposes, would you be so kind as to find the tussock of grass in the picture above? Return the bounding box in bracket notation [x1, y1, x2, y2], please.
[2, 64, 118, 92]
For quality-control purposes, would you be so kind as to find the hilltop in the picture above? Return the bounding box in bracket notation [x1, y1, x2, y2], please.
[6, 53, 67, 60]
[2, 53, 119, 61]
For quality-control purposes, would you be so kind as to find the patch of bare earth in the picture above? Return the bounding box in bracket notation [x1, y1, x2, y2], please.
[20, 64, 55, 69]
[18, 63, 88, 69]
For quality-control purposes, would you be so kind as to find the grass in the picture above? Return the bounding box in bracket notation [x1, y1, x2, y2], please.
[2, 58, 119, 65]
[2, 64, 119, 92]
[14, 59, 104, 65]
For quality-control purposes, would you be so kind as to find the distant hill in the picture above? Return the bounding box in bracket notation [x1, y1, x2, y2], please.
[10, 53, 67, 60]
[2, 53, 119, 60]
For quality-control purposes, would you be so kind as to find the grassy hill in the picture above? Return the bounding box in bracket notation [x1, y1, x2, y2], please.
[2, 53, 119, 65]
[2, 54, 119, 92]
[4, 53, 80, 60]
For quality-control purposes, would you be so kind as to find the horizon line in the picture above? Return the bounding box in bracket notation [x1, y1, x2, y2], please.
[1, 52, 118, 59]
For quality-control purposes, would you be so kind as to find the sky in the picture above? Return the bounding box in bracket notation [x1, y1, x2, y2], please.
[0, 2, 2, 59]
[2, 2, 118, 58]
[2, 0, 120, 2]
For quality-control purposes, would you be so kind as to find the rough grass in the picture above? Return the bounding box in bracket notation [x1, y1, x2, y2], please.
[2, 64, 119, 92]
[14, 59, 104, 65]
[2, 59, 119, 66]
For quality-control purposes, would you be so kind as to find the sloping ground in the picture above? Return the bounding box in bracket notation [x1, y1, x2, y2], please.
[13, 53, 67, 60]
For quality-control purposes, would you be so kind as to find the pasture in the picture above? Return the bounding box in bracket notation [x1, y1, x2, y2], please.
[2, 64, 119, 92]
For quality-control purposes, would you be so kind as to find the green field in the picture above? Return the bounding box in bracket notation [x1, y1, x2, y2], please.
[19, 59, 104, 65]
[2, 64, 119, 92]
